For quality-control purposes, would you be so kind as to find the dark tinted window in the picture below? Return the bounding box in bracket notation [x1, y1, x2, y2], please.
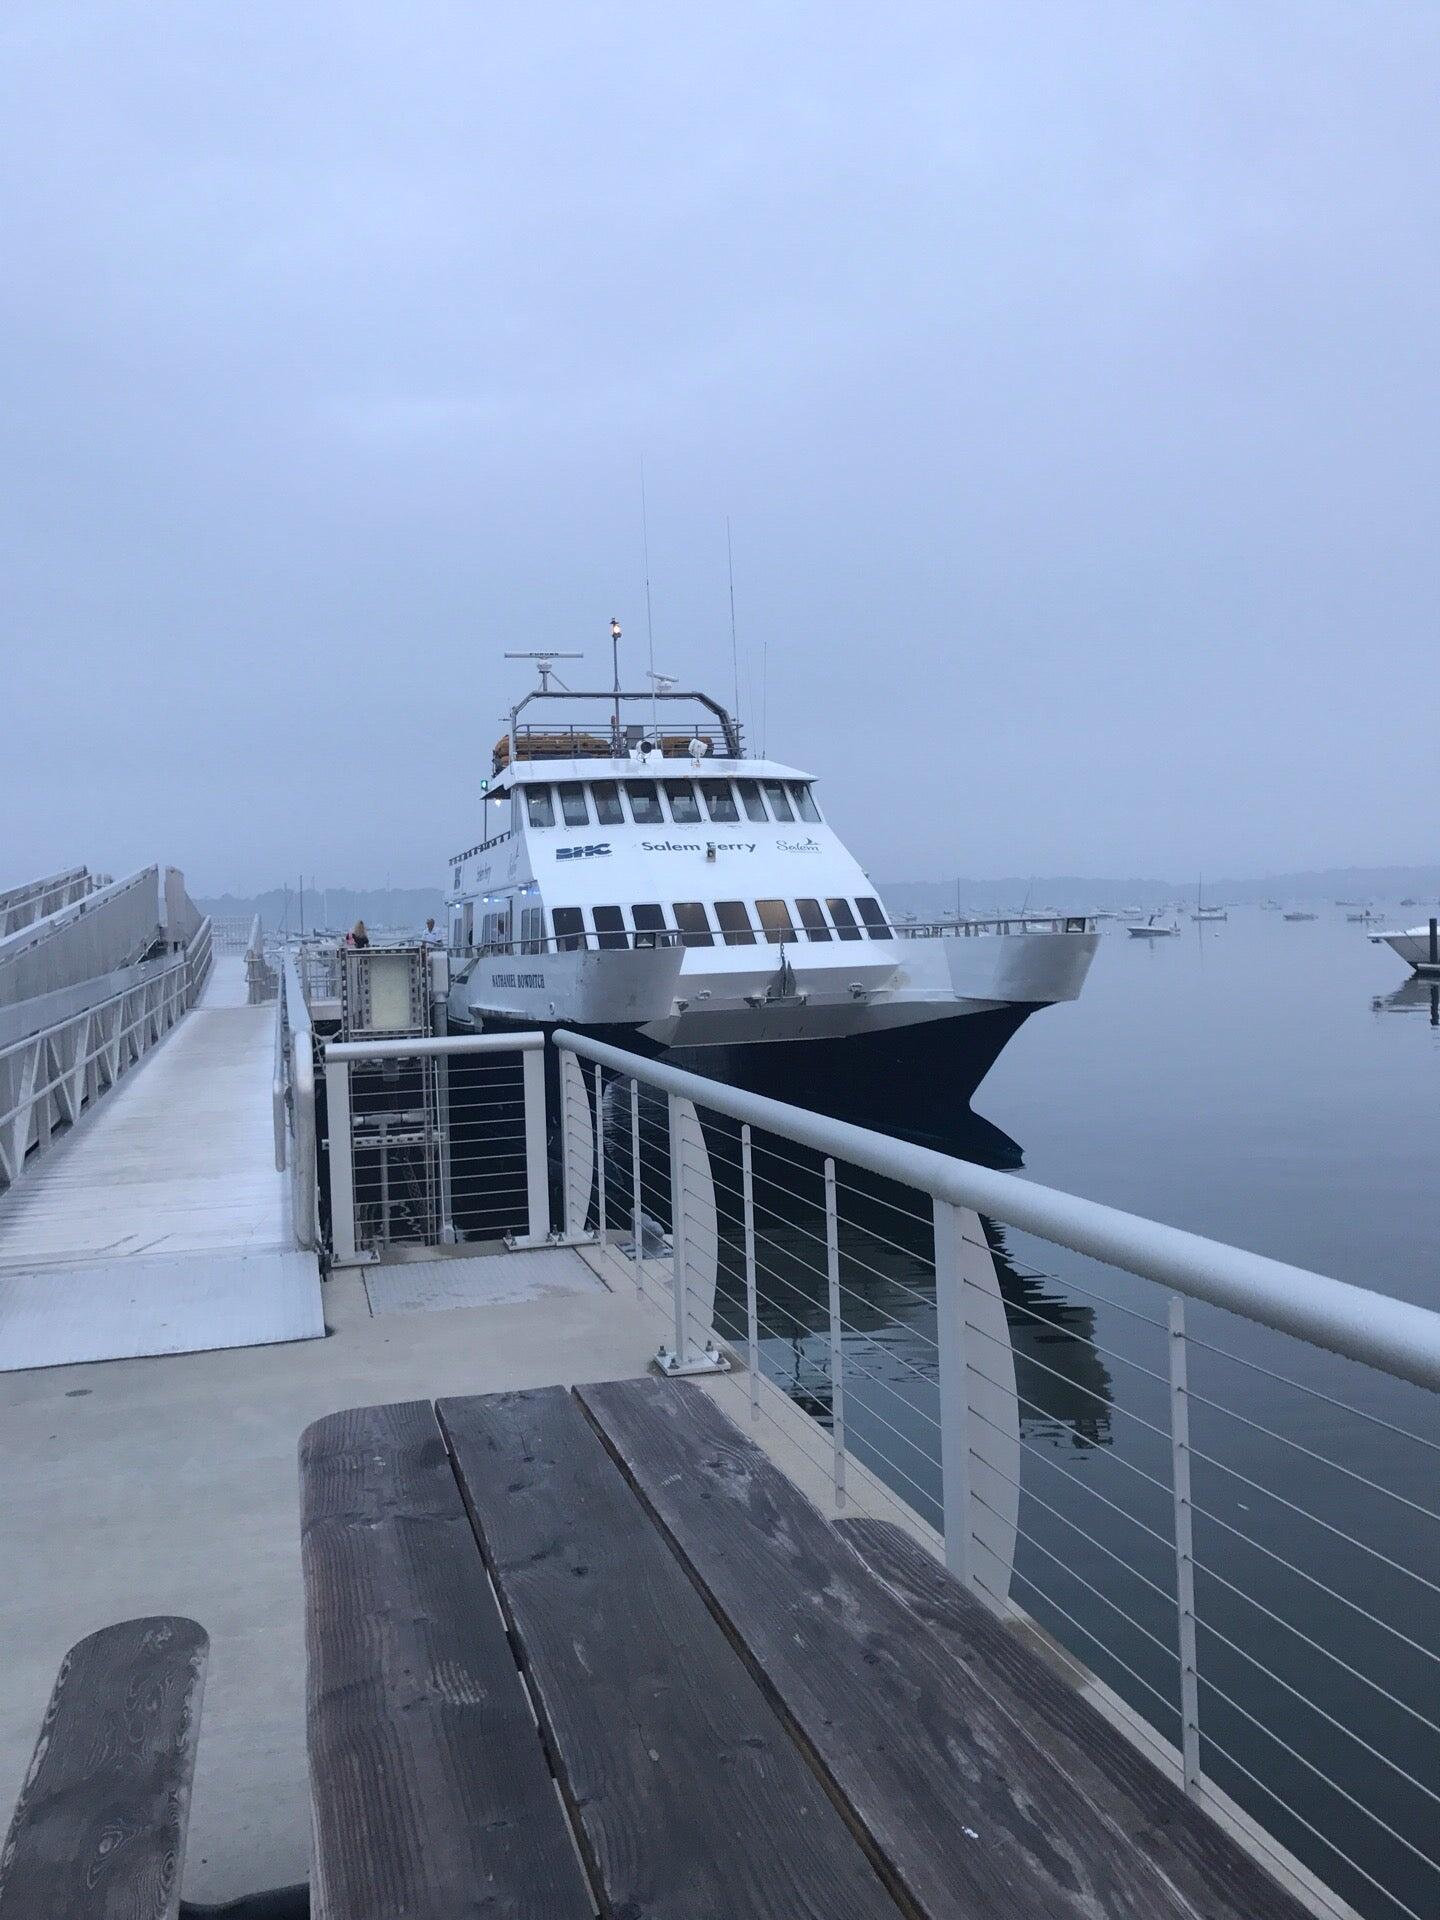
[632, 903, 667, 949]
[526, 787, 555, 827]
[795, 897, 831, 942]
[755, 899, 796, 944]
[552, 906, 586, 951]
[715, 900, 756, 946]
[673, 901, 714, 947]
[762, 781, 794, 822]
[592, 781, 624, 826]
[789, 783, 821, 823]
[700, 780, 738, 823]
[735, 779, 768, 822]
[592, 905, 628, 951]
[557, 783, 589, 827]
[628, 781, 663, 825]
[664, 781, 701, 824]
[827, 898, 862, 942]
[856, 896, 892, 939]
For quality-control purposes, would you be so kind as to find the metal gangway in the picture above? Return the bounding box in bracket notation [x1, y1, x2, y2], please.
[0, 868, 324, 1370]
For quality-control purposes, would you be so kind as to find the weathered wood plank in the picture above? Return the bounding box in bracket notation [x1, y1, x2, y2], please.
[579, 1374, 1231, 1920]
[299, 1401, 592, 1920]
[0, 1615, 207, 1920]
[836, 1517, 1309, 1919]
[437, 1386, 902, 1920]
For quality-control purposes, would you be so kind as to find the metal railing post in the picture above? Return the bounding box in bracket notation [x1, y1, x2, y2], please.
[667, 1091, 688, 1365]
[325, 1054, 358, 1266]
[933, 1197, 975, 1587]
[594, 1064, 607, 1250]
[629, 1076, 642, 1291]
[1170, 1293, 1202, 1796]
[825, 1157, 846, 1508]
[521, 1047, 551, 1243]
[743, 1122, 759, 1420]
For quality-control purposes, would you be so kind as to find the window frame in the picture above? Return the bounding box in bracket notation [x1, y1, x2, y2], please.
[591, 905, 629, 951]
[663, 780, 702, 824]
[627, 780, 664, 826]
[755, 899, 797, 945]
[557, 782, 590, 828]
[525, 786, 556, 828]
[631, 903, 668, 950]
[591, 781, 624, 826]
[788, 783, 822, 823]
[855, 896, 893, 940]
[827, 897, 863, 942]
[551, 906, 587, 952]
[699, 779, 739, 823]
[795, 897, 832, 942]
[735, 779, 769, 823]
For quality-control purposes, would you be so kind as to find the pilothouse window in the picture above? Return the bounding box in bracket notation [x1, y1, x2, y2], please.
[762, 782, 794, 822]
[552, 907, 586, 952]
[795, 898, 831, 942]
[592, 906, 628, 951]
[735, 780, 768, 823]
[700, 781, 738, 823]
[664, 781, 701, 824]
[526, 787, 555, 828]
[755, 900, 795, 945]
[827, 898, 862, 942]
[856, 896, 892, 939]
[672, 902, 714, 947]
[557, 783, 589, 827]
[628, 781, 663, 825]
[789, 783, 821, 823]
[592, 781, 624, 826]
[715, 900, 756, 946]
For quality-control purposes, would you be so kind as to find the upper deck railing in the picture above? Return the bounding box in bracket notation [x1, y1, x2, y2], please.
[497, 686, 743, 775]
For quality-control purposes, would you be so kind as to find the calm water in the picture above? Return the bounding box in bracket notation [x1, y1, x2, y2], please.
[700, 909, 1438, 1920]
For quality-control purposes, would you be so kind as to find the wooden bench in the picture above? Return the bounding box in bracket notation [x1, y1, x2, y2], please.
[301, 1379, 1315, 1920]
[579, 1374, 1313, 1920]
[0, 1616, 208, 1920]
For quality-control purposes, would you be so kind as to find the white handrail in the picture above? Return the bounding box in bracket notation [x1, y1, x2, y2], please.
[553, 1027, 1440, 1392]
[323, 1031, 546, 1062]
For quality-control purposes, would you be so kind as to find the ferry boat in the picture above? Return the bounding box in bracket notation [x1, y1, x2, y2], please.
[443, 662, 1097, 1127]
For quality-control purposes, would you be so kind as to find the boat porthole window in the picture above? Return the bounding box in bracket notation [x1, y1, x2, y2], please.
[552, 906, 586, 952]
[827, 898, 862, 942]
[672, 902, 715, 947]
[664, 781, 702, 824]
[558, 783, 590, 827]
[592, 906, 628, 951]
[628, 781, 664, 825]
[762, 781, 794, 822]
[632, 904, 668, 949]
[526, 787, 556, 828]
[700, 780, 739, 823]
[789, 783, 822, 823]
[795, 898, 831, 942]
[755, 900, 796, 945]
[592, 781, 625, 826]
[856, 897, 893, 940]
[715, 900, 757, 946]
[735, 779, 769, 823]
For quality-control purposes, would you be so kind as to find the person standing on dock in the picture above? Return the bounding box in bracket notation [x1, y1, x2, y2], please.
[349, 920, 370, 949]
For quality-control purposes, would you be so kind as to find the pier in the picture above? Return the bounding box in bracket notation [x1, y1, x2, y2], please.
[1, 896, 1435, 1919]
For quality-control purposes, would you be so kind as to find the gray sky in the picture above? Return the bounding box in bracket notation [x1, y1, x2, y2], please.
[3, 4, 1436, 894]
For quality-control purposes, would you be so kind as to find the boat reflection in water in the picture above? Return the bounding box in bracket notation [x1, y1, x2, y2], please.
[1372, 977, 1440, 1025]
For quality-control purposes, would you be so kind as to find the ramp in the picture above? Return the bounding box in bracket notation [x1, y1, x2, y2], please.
[0, 956, 324, 1370]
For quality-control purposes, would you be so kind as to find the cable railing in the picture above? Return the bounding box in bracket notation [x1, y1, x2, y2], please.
[552, 1026, 1440, 1920]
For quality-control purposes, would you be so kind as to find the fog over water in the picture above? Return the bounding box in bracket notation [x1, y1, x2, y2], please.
[3, 5, 1436, 892]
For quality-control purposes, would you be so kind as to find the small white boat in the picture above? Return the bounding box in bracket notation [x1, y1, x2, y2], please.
[1192, 906, 1227, 923]
[1127, 915, 1180, 938]
[1283, 910, 1317, 922]
[1369, 923, 1440, 975]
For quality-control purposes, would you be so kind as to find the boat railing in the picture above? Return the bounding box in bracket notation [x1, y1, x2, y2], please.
[896, 914, 1096, 938]
[552, 1026, 1440, 1920]
[496, 719, 739, 774]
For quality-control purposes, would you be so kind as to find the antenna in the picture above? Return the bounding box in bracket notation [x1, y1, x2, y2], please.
[503, 649, 583, 693]
[609, 618, 622, 746]
[726, 517, 741, 728]
[641, 461, 657, 738]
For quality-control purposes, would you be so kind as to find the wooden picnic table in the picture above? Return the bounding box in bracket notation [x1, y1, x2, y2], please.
[298, 1376, 1311, 1920]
